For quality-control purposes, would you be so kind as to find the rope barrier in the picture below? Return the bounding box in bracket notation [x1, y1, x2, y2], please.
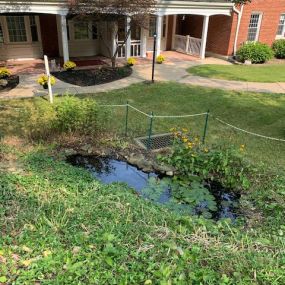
[99, 104, 127, 107]
[215, 117, 285, 142]
[154, 112, 207, 119]
[127, 104, 152, 118]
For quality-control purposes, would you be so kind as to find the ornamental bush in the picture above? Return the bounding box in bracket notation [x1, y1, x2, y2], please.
[237, 42, 273, 64]
[63, 60, 77, 71]
[272, 39, 285, 59]
[0, 67, 11, 79]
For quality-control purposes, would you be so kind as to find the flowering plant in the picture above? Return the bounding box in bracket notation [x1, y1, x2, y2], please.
[156, 55, 165, 64]
[127, 57, 136, 66]
[0, 67, 11, 79]
[158, 128, 251, 190]
[37, 74, 56, 87]
[63, 61, 77, 71]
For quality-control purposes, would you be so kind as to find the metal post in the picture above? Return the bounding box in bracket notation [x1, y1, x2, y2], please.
[147, 112, 154, 150]
[125, 101, 129, 137]
[202, 110, 210, 144]
[151, 33, 157, 83]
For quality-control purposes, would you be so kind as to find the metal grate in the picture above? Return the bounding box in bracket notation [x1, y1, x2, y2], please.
[135, 133, 174, 150]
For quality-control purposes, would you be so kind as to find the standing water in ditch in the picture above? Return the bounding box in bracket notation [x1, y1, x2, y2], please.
[67, 155, 240, 220]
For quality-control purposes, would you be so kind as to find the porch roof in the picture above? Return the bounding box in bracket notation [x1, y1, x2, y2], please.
[0, 0, 234, 16]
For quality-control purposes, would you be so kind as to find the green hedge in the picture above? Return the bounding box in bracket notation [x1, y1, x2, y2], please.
[272, 39, 285, 59]
[237, 42, 273, 64]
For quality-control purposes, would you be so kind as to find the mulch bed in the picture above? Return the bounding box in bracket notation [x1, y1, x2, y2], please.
[52, 66, 132, 87]
[0, 75, 19, 92]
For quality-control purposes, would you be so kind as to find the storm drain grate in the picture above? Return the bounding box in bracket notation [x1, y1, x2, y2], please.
[135, 133, 174, 150]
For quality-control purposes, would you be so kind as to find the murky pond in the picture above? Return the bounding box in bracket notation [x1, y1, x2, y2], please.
[67, 155, 240, 220]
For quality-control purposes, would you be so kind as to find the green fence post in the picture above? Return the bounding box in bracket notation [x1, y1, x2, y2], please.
[202, 110, 210, 144]
[125, 101, 129, 137]
[147, 112, 154, 150]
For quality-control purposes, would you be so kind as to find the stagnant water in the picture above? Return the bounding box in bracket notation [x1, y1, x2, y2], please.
[67, 155, 240, 220]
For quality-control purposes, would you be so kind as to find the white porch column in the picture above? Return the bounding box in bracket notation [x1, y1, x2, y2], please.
[171, 15, 177, 50]
[200, 15, 209, 59]
[141, 28, 147, 57]
[125, 16, 131, 59]
[155, 15, 162, 56]
[60, 15, 69, 63]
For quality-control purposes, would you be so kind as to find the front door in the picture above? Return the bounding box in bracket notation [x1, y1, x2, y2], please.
[39, 15, 59, 58]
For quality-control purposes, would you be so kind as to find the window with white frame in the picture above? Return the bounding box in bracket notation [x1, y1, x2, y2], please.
[29, 15, 38, 42]
[277, 14, 285, 37]
[6, 16, 27, 42]
[74, 20, 89, 40]
[247, 13, 262, 42]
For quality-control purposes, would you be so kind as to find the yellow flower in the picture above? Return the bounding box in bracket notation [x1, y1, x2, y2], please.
[21, 259, 33, 267]
[43, 250, 52, 257]
[204, 148, 209, 153]
[240, 144, 245, 151]
[144, 280, 152, 285]
[22, 246, 32, 253]
[182, 128, 188, 132]
[182, 138, 188, 143]
[194, 137, 199, 142]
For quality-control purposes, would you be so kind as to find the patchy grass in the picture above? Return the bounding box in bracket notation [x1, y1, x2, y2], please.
[0, 82, 284, 170]
[187, 64, 285, 82]
[0, 143, 285, 284]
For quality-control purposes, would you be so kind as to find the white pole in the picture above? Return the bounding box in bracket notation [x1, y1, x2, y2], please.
[125, 16, 131, 59]
[60, 15, 69, 63]
[44, 55, 53, 104]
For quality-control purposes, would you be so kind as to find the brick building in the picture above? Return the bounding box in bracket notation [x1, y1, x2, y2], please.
[0, 0, 284, 62]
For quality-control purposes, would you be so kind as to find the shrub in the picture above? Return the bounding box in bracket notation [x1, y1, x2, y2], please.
[237, 42, 273, 63]
[37, 74, 56, 87]
[156, 54, 165, 64]
[127, 57, 136, 66]
[272, 39, 285, 59]
[0, 67, 11, 79]
[63, 61, 77, 71]
[20, 96, 111, 140]
[158, 128, 252, 190]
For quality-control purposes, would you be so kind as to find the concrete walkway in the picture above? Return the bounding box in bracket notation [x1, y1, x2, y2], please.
[0, 57, 284, 100]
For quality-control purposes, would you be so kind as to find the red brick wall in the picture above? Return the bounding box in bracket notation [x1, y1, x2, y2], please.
[205, 0, 285, 56]
[237, 0, 284, 49]
[206, 14, 237, 56]
[39, 15, 59, 58]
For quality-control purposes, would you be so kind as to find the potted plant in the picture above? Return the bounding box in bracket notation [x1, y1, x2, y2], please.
[127, 57, 136, 66]
[0, 67, 11, 79]
[63, 60, 77, 71]
[156, 55, 165, 64]
[37, 74, 56, 89]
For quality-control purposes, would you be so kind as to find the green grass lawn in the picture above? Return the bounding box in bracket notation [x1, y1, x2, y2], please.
[187, 64, 285, 82]
[1, 83, 285, 284]
[0, 143, 285, 284]
[1, 82, 284, 170]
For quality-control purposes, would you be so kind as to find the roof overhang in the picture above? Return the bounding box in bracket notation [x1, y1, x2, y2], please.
[0, 1, 69, 15]
[156, 1, 234, 16]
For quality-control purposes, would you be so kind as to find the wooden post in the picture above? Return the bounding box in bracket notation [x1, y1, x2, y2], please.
[44, 55, 53, 104]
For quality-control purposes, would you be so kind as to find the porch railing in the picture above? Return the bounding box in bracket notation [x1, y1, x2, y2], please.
[174, 35, 202, 57]
[117, 40, 141, 58]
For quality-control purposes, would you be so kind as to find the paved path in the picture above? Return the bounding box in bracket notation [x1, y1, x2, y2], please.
[0, 58, 284, 100]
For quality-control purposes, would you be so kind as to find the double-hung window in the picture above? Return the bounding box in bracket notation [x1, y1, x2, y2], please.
[247, 13, 262, 42]
[74, 20, 89, 40]
[6, 16, 27, 42]
[277, 14, 285, 37]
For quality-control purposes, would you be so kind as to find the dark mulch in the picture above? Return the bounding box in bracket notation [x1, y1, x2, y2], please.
[0, 75, 19, 92]
[52, 66, 132, 87]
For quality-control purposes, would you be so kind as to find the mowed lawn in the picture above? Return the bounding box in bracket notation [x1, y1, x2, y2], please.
[1, 82, 285, 170]
[187, 64, 285, 82]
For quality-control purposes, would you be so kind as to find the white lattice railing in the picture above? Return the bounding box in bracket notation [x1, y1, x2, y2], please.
[117, 40, 141, 58]
[174, 34, 202, 57]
